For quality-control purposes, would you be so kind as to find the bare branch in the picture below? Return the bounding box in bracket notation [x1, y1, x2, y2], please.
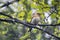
[0, 12, 13, 19]
[0, 12, 60, 39]
[0, 0, 19, 8]
[0, 18, 60, 39]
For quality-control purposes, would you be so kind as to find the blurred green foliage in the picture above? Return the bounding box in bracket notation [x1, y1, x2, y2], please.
[0, 0, 60, 40]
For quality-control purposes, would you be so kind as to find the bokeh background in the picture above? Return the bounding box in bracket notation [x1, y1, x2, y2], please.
[0, 0, 60, 40]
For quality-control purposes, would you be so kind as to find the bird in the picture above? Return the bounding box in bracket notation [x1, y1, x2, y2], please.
[28, 13, 41, 32]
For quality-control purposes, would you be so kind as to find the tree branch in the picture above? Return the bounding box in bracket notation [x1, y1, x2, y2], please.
[0, 0, 19, 8]
[0, 12, 60, 39]
[0, 12, 13, 19]
[0, 18, 60, 40]
[0, 12, 60, 26]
